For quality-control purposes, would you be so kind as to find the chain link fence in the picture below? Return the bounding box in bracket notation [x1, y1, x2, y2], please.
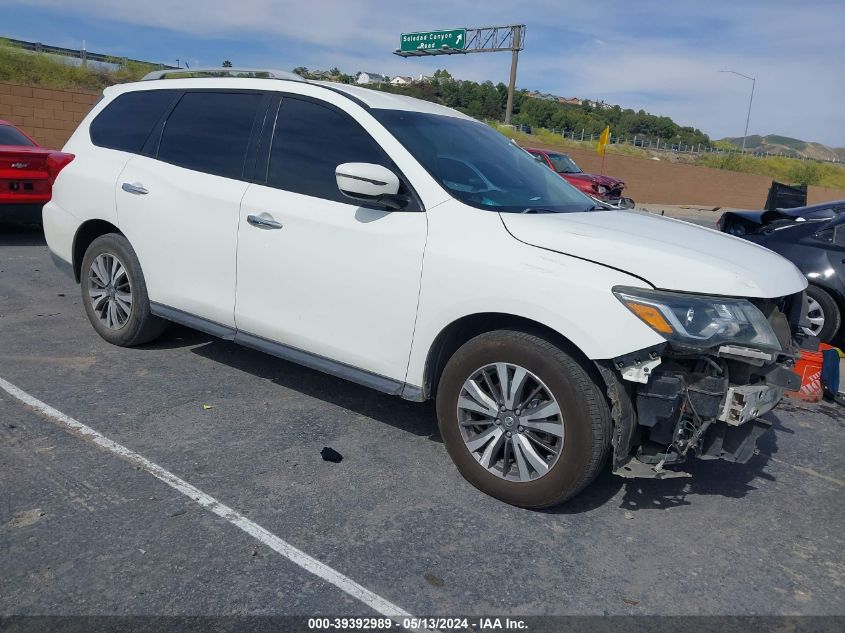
[509, 124, 841, 165]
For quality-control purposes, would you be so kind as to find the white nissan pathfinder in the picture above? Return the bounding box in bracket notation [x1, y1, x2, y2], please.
[42, 69, 810, 508]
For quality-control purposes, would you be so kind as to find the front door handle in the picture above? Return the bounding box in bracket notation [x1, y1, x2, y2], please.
[247, 214, 283, 230]
[121, 182, 149, 195]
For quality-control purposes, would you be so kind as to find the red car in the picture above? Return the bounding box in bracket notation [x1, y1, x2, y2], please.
[0, 120, 74, 224]
[526, 148, 634, 209]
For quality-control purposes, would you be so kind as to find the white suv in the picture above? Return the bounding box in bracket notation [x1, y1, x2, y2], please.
[43, 69, 809, 507]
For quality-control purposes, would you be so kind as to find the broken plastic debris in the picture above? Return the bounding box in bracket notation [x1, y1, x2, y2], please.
[202, 404, 214, 410]
[320, 447, 343, 463]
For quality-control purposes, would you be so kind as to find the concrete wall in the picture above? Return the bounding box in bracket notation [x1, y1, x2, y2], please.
[1, 81, 844, 209]
[0, 82, 99, 149]
[808, 186, 845, 205]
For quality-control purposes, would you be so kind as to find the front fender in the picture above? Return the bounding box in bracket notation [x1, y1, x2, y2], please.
[404, 201, 664, 388]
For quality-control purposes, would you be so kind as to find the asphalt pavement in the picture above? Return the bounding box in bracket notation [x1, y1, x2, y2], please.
[1, 222, 844, 620]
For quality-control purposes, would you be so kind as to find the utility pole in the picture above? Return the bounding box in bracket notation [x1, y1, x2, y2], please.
[504, 25, 522, 124]
[719, 70, 756, 152]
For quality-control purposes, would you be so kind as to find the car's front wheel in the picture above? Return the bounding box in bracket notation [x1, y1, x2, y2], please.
[804, 284, 841, 343]
[435, 330, 610, 508]
[80, 233, 166, 347]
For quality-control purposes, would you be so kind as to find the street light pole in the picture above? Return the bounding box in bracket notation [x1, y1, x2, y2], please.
[719, 70, 756, 152]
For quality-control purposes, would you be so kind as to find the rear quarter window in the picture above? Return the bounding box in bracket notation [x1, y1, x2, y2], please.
[90, 90, 179, 153]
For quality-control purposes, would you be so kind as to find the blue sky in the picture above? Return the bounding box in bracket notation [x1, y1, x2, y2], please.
[4, 0, 845, 147]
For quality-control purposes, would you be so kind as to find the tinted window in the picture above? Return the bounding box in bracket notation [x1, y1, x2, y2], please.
[90, 90, 176, 152]
[268, 97, 393, 203]
[0, 124, 35, 146]
[158, 92, 262, 179]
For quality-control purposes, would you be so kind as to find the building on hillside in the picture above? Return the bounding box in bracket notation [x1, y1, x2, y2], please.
[356, 72, 388, 85]
[526, 91, 560, 101]
[390, 76, 413, 85]
[558, 97, 582, 106]
[415, 74, 432, 83]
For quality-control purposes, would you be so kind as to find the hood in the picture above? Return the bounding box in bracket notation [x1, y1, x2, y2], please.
[500, 210, 808, 298]
[564, 172, 623, 188]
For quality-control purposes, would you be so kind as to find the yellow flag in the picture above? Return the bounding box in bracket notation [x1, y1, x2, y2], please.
[596, 126, 611, 156]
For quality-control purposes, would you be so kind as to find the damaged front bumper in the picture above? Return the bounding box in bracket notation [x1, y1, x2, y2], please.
[597, 293, 809, 479]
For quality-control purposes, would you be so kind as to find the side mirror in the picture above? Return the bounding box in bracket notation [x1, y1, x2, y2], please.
[335, 162, 408, 210]
[834, 225, 845, 248]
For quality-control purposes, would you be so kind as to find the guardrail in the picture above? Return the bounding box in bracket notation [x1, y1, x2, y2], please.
[507, 124, 841, 165]
[2, 37, 177, 71]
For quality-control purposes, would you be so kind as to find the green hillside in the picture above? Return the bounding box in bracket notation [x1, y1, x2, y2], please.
[0, 39, 154, 90]
[373, 70, 711, 147]
[719, 134, 845, 162]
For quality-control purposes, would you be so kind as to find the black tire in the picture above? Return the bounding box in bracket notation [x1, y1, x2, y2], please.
[435, 330, 611, 508]
[806, 285, 841, 343]
[80, 233, 166, 346]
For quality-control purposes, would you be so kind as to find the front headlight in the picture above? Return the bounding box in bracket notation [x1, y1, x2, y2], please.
[613, 286, 781, 351]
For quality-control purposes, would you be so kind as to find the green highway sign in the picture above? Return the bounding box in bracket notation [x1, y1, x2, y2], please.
[400, 29, 467, 52]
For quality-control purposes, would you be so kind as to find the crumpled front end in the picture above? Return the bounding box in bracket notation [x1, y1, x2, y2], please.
[599, 289, 809, 479]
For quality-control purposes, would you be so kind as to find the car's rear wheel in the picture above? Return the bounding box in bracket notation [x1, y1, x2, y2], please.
[435, 330, 610, 508]
[804, 285, 841, 342]
[80, 234, 166, 346]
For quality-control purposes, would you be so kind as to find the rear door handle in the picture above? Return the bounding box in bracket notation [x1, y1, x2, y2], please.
[247, 214, 283, 230]
[121, 182, 149, 195]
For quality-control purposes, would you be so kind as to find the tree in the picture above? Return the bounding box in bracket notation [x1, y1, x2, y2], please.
[308, 64, 711, 146]
[222, 60, 233, 67]
[292, 66, 309, 77]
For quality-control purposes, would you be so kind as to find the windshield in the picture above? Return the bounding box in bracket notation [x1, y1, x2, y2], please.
[372, 110, 595, 213]
[546, 153, 581, 174]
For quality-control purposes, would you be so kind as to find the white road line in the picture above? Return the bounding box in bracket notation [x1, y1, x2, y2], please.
[0, 376, 414, 622]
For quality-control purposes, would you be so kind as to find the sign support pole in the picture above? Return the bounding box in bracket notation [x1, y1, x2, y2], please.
[504, 26, 522, 124]
[395, 25, 526, 126]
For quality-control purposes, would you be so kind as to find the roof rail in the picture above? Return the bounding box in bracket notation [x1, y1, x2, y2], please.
[141, 67, 306, 82]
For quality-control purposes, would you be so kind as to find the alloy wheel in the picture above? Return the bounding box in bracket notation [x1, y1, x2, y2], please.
[88, 253, 133, 330]
[457, 363, 564, 482]
[803, 296, 825, 337]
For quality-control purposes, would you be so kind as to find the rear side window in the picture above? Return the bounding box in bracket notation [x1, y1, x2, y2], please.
[268, 97, 394, 203]
[158, 91, 262, 179]
[90, 90, 177, 152]
[0, 125, 35, 146]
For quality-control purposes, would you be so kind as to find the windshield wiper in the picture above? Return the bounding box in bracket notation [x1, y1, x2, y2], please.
[520, 207, 559, 214]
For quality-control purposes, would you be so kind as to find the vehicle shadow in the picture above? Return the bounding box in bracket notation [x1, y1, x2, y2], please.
[173, 329, 441, 442]
[549, 414, 784, 515]
[0, 222, 46, 247]
[142, 323, 217, 350]
[150, 324, 790, 509]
